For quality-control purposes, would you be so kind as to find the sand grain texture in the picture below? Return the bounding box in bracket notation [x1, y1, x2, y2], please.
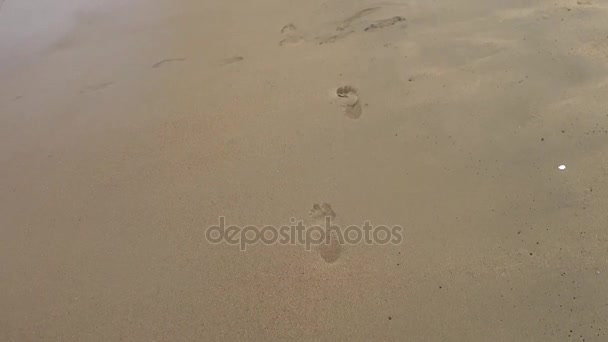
[2, 0, 608, 341]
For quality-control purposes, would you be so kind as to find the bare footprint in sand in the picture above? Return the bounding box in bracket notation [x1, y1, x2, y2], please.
[309, 203, 342, 263]
[317, 31, 355, 45]
[364, 16, 406, 32]
[220, 56, 244, 66]
[336, 7, 381, 31]
[336, 85, 362, 119]
[152, 58, 186, 68]
[316, 7, 380, 45]
[279, 23, 304, 46]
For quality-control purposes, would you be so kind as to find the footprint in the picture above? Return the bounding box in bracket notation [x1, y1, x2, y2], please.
[364, 16, 406, 32]
[309, 203, 336, 221]
[279, 23, 304, 46]
[309, 203, 342, 263]
[281, 8, 398, 46]
[336, 7, 381, 31]
[319, 233, 342, 263]
[317, 31, 354, 45]
[152, 58, 186, 68]
[80, 81, 114, 94]
[336, 86, 362, 119]
[316, 7, 380, 45]
[221, 56, 244, 65]
[281, 23, 297, 34]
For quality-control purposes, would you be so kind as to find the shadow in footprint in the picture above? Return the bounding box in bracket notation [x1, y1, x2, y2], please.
[337, 7, 381, 31]
[221, 56, 244, 66]
[152, 58, 186, 68]
[364, 16, 406, 32]
[80, 81, 114, 94]
[279, 23, 304, 46]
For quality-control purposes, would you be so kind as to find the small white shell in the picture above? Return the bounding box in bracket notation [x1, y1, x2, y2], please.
[558, 165, 566, 171]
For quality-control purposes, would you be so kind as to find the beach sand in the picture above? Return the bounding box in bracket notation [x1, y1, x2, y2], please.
[1, 0, 608, 340]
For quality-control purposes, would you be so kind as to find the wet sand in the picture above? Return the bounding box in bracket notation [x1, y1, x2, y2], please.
[2, 0, 608, 340]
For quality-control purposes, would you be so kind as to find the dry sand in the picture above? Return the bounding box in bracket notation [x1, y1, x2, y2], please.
[2, 0, 608, 340]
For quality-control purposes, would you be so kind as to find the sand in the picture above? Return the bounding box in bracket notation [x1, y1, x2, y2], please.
[1, 0, 608, 340]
